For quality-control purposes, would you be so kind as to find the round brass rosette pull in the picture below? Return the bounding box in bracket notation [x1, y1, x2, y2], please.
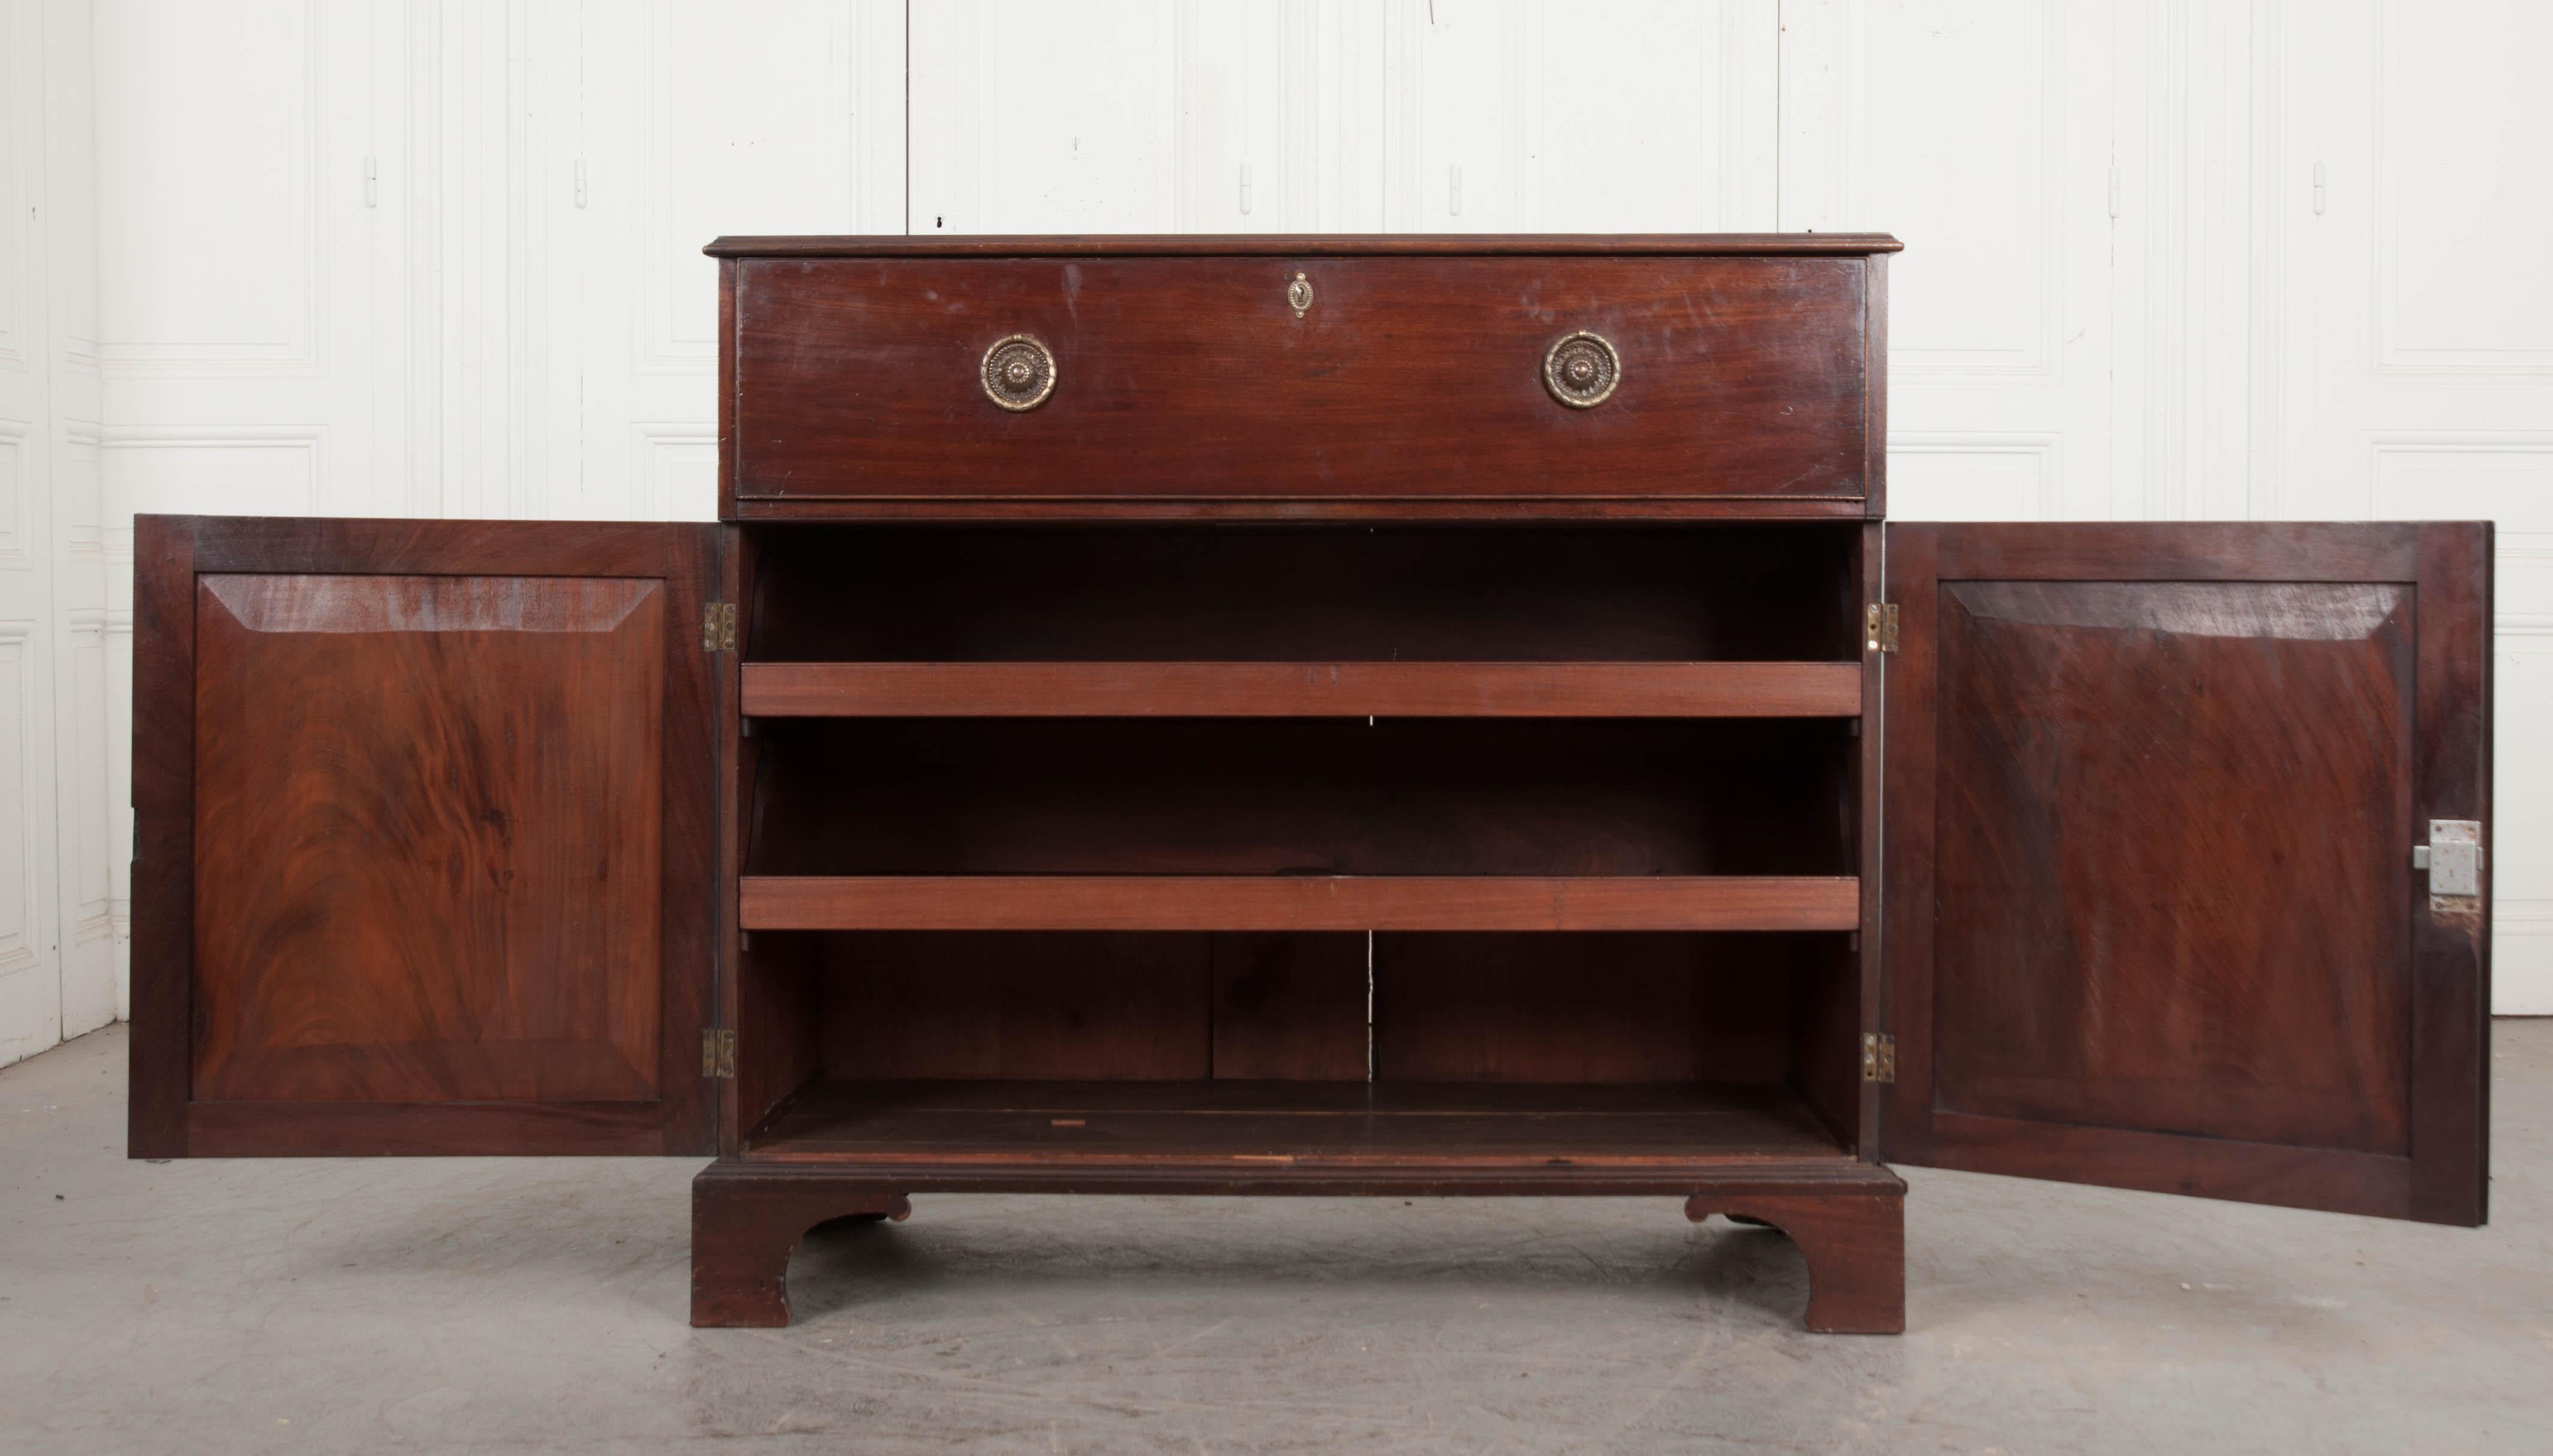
[1543, 331, 1621, 408]
[981, 335, 1056, 411]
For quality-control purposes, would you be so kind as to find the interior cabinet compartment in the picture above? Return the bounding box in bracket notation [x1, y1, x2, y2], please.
[735, 930, 1863, 1168]
[745, 525, 1863, 663]
[744, 718, 1857, 878]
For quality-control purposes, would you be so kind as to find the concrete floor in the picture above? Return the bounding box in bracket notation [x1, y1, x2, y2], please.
[3, 1025, 2548, 1454]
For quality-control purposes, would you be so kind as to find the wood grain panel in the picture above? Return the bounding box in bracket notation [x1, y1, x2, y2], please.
[1922, 1111, 2414, 1222]
[130, 516, 720, 1157]
[1374, 933, 1795, 1084]
[1788, 929, 1864, 1151]
[1210, 934, 1370, 1080]
[741, 876, 1861, 933]
[731, 256, 1869, 504]
[186, 1099, 672, 1157]
[1929, 580, 2415, 1153]
[821, 932, 1211, 1081]
[1882, 522, 2492, 1225]
[741, 661, 1861, 718]
[734, 929, 824, 1151]
[191, 574, 666, 1103]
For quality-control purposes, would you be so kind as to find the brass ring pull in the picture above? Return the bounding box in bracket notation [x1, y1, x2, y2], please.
[1543, 331, 1621, 408]
[981, 335, 1056, 411]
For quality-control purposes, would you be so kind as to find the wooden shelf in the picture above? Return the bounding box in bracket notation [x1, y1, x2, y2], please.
[737, 874, 1861, 932]
[740, 660, 1862, 718]
[745, 1079, 1851, 1169]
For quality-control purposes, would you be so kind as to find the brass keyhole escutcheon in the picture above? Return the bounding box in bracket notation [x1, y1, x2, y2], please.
[1542, 331, 1621, 408]
[980, 335, 1056, 411]
[1287, 272, 1314, 315]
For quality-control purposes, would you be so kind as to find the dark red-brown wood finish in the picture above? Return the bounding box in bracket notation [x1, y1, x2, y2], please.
[739, 660, 1863, 719]
[1682, 1192, 1903, 1335]
[732, 257, 1869, 509]
[705, 234, 1909, 258]
[131, 516, 723, 1157]
[713, 235, 1898, 521]
[1881, 522, 2491, 1225]
[129, 237, 2499, 1340]
[693, 1161, 1903, 1331]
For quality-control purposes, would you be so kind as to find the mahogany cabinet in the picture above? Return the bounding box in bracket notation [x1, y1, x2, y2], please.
[129, 236, 2494, 1334]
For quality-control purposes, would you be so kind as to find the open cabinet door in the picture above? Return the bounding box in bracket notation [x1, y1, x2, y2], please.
[130, 517, 725, 1157]
[1881, 524, 2490, 1225]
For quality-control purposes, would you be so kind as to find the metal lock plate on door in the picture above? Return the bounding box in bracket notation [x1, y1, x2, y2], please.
[2414, 819, 2483, 907]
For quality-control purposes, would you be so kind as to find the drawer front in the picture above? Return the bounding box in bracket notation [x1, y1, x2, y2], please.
[730, 256, 1872, 505]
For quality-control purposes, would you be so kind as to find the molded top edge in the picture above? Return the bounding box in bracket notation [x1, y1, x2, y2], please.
[704, 232, 1905, 259]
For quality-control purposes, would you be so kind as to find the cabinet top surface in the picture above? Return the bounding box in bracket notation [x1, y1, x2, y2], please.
[704, 232, 1905, 260]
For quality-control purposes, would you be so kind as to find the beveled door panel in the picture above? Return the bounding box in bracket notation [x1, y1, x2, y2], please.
[131, 518, 723, 1157]
[1933, 579, 2414, 1152]
[1882, 524, 2490, 1225]
[192, 574, 667, 1105]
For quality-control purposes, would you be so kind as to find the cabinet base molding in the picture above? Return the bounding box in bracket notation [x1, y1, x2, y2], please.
[1684, 1190, 1906, 1334]
[691, 1166, 912, 1328]
[690, 1160, 1905, 1332]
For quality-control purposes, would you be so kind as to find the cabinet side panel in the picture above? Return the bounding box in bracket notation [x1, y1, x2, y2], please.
[130, 517, 197, 1157]
[718, 257, 738, 521]
[191, 574, 668, 1104]
[1792, 932, 1863, 1153]
[1862, 256, 1887, 520]
[736, 931, 823, 1142]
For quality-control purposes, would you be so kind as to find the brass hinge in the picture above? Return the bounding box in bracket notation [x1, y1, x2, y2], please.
[1861, 1032, 1897, 1084]
[701, 1028, 736, 1079]
[1864, 602, 1900, 654]
[701, 601, 737, 652]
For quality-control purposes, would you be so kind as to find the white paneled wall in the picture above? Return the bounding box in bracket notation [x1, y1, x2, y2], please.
[572, 1, 905, 522]
[1783, 0, 2120, 521]
[2280, 0, 2553, 1000]
[0, 0, 103, 1069]
[2, 0, 2543, 1066]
